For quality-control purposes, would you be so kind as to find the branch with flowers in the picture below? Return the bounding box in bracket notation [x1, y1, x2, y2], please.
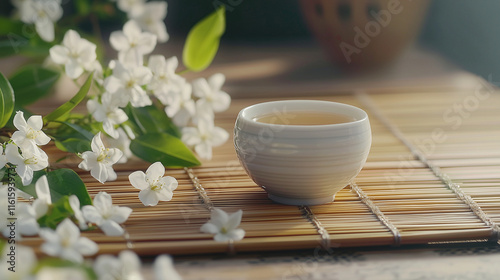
[0, 0, 245, 278]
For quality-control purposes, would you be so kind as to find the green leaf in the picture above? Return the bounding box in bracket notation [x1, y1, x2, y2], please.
[15, 169, 92, 206]
[130, 132, 201, 167]
[55, 138, 91, 153]
[0, 17, 24, 36]
[125, 105, 181, 137]
[44, 73, 93, 123]
[0, 72, 15, 128]
[75, 0, 91, 16]
[46, 169, 92, 206]
[9, 65, 60, 107]
[183, 6, 226, 72]
[38, 196, 73, 229]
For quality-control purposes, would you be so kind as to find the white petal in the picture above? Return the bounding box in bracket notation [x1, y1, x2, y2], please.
[154, 255, 182, 280]
[213, 233, 231, 242]
[74, 236, 99, 256]
[226, 210, 243, 231]
[159, 176, 178, 191]
[227, 228, 245, 241]
[93, 191, 113, 215]
[155, 188, 173, 202]
[211, 127, 229, 147]
[210, 208, 229, 228]
[35, 175, 51, 204]
[82, 205, 103, 224]
[90, 163, 108, 183]
[123, 20, 142, 39]
[65, 59, 84, 79]
[35, 132, 51, 146]
[99, 220, 125, 236]
[139, 188, 159, 206]
[200, 222, 219, 234]
[129, 171, 148, 190]
[62, 29, 81, 49]
[91, 132, 105, 153]
[212, 91, 231, 112]
[192, 78, 211, 98]
[208, 73, 225, 90]
[146, 162, 165, 180]
[110, 206, 132, 224]
[35, 17, 55, 42]
[49, 45, 69, 64]
[195, 142, 212, 160]
[109, 31, 129, 52]
[137, 33, 157, 55]
[13, 111, 27, 131]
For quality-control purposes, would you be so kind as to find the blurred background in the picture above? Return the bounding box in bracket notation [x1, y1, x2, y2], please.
[1, 0, 499, 97]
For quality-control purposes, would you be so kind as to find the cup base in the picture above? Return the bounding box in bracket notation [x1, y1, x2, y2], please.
[268, 193, 335, 206]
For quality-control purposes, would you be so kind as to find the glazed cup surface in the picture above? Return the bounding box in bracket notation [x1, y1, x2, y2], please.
[234, 100, 371, 205]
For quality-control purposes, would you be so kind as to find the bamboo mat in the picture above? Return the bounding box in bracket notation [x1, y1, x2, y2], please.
[22, 84, 500, 256]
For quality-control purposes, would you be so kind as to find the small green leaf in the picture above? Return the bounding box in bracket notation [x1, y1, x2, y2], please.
[9, 65, 60, 107]
[15, 169, 92, 206]
[44, 73, 93, 123]
[0, 72, 15, 128]
[46, 169, 92, 206]
[75, 0, 91, 16]
[125, 105, 181, 137]
[183, 6, 225, 72]
[130, 132, 201, 167]
[38, 196, 73, 229]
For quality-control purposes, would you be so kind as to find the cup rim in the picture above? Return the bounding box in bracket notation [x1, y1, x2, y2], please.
[238, 100, 368, 131]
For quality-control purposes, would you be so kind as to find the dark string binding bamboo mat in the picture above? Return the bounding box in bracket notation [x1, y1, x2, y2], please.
[21, 83, 500, 256]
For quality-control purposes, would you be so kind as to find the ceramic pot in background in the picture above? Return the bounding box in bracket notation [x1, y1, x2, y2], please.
[300, 0, 430, 71]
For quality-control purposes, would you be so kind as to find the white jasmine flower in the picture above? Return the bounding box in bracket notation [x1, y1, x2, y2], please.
[116, 0, 146, 13]
[87, 93, 128, 139]
[181, 117, 229, 160]
[11, 111, 51, 150]
[192, 100, 215, 125]
[148, 55, 185, 101]
[104, 61, 153, 108]
[32, 175, 51, 219]
[19, 0, 63, 42]
[0, 245, 37, 280]
[129, 162, 178, 206]
[5, 143, 49, 185]
[110, 20, 157, 67]
[129, 1, 169, 43]
[78, 132, 123, 183]
[94, 250, 143, 280]
[106, 127, 133, 164]
[192, 73, 231, 113]
[49, 29, 97, 79]
[164, 83, 195, 127]
[40, 218, 98, 263]
[154, 255, 183, 280]
[200, 208, 245, 242]
[82, 191, 132, 236]
[69, 195, 88, 230]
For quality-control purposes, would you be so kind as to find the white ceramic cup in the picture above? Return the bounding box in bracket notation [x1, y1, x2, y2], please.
[234, 100, 371, 205]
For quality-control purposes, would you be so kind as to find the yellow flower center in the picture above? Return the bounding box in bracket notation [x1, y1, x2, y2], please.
[26, 128, 38, 139]
[126, 80, 135, 88]
[97, 149, 109, 162]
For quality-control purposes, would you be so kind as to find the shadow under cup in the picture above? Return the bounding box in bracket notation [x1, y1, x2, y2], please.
[234, 100, 372, 206]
